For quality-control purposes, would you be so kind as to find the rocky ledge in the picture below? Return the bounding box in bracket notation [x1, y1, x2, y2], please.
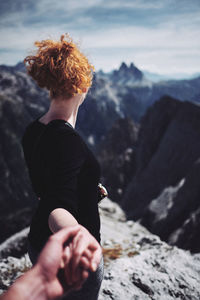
[0, 199, 200, 299]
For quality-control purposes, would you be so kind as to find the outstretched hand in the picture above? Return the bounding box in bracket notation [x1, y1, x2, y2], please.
[61, 225, 102, 290]
[1, 225, 102, 300]
[37, 225, 102, 298]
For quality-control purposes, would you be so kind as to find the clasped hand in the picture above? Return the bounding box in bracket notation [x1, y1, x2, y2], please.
[37, 225, 102, 298]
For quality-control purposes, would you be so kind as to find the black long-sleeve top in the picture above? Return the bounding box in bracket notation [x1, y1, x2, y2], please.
[21, 117, 101, 251]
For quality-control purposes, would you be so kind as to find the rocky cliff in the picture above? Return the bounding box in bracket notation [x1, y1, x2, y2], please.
[122, 96, 200, 253]
[0, 199, 200, 300]
[0, 64, 48, 221]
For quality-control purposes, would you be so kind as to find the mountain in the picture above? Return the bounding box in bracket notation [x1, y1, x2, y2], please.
[0, 62, 200, 251]
[0, 64, 49, 220]
[111, 62, 146, 85]
[120, 96, 200, 253]
[143, 70, 200, 82]
[97, 62, 200, 122]
[1, 199, 200, 299]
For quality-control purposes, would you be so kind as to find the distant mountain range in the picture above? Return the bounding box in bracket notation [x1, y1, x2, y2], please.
[143, 70, 200, 82]
[96, 62, 200, 118]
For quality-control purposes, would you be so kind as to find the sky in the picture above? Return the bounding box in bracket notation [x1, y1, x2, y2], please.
[0, 0, 200, 75]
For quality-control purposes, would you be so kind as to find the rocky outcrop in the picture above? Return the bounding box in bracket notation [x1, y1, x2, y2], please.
[99, 199, 200, 300]
[1, 199, 200, 299]
[122, 96, 200, 252]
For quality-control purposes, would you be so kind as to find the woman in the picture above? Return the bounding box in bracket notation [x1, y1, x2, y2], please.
[21, 34, 106, 299]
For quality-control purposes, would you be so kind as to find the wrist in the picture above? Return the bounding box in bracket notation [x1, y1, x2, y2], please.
[11, 265, 47, 300]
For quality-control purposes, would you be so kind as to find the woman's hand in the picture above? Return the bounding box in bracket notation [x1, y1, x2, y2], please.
[62, 225, 102, 290]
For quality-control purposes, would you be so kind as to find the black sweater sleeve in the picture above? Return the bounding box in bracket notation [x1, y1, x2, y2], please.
[42, 129, 87, 219]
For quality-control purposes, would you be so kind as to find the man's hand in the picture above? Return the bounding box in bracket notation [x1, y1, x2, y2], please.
[36, 226, 82, 298]
[0, 225, 102, 300]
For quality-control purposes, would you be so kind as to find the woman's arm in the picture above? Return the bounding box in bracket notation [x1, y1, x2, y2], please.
[48, 208, 78, 233]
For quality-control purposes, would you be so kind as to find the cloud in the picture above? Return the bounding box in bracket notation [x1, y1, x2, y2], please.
[83, 22, 200, 73]
[101, 0, 166, 10]
[0, 0, 199, 74]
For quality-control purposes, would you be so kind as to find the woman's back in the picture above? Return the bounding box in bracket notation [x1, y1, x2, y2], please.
[22, 118, 101, 251]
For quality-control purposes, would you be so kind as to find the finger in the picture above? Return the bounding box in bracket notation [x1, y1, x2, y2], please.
[63, 243, 72, 286]
[83, 248, 92, 260]
[89, 246, 102, 272]
[60, 246, 70, 269]
[88, 240, 99, 251]
[71, 232, 89, 281]
[52, 225, 81, 246]
[79, 256, 90, 270]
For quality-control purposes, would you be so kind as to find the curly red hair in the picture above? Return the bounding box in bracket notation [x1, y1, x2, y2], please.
[24, 34, 95, 99]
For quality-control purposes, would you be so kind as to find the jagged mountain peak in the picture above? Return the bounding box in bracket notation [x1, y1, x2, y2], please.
[118, 61, 143, 76]
[111, 61, 146, 85]
[119, 62, 129, 71]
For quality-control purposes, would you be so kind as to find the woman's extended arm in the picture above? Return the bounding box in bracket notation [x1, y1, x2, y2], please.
[48, 208, 78, 233]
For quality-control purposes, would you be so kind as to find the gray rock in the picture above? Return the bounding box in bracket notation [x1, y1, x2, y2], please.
[0, 228, 31, 292]
[0, 199, 200, 299]
[99, 199, 200, 300]
[122, 97, 200, 252]
[0, 228, 29, 259]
